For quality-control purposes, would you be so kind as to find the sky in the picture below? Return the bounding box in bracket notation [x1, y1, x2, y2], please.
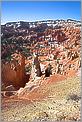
[1, 1, 81, 24]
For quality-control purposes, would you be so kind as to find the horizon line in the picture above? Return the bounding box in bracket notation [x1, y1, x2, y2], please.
[1, 18, 81, 25]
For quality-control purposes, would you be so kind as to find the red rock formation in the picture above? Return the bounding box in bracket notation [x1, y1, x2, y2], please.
[52, 30, 67, 42]
[1, 53, 30, 90]
[30, 53, 42, 80]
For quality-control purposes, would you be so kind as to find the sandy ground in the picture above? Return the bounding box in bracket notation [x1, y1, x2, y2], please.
[1, 76, 81, 122]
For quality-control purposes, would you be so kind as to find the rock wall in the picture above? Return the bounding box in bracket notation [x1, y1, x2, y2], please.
[1, 53, 30, 90]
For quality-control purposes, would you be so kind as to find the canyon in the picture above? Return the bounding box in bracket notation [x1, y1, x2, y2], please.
[1, 19, 81, 121]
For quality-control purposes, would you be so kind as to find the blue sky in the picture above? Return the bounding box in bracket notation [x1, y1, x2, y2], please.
[1, 1, 81, 24]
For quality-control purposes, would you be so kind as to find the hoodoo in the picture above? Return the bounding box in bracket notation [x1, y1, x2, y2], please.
[31, 52, 42, 80]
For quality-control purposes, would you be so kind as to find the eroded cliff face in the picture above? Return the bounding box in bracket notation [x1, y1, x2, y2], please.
[1, 53, 30, 90]
[52, 29, 67, 43]
[1, 21, 81, 98]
